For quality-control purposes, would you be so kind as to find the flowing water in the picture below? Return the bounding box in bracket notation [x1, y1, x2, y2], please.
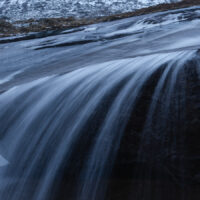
[0, 5, 200, 200]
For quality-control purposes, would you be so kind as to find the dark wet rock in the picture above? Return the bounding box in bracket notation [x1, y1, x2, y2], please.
[0, 19, 16, 34]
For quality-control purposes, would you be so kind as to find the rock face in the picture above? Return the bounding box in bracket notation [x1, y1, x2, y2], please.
[0, 19, 16, 34]
[0, 0, 179, 20]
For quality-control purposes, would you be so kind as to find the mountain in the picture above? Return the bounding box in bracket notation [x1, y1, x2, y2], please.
[0, 0, 180, 20]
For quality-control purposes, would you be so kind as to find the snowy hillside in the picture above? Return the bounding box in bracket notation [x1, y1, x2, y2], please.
[0, 0, 180, 20]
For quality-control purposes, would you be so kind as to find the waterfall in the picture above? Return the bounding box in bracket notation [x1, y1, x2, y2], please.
[0, 50, 199, 200]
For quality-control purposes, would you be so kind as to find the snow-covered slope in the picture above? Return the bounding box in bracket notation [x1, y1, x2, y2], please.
[0, 0, 180, 20]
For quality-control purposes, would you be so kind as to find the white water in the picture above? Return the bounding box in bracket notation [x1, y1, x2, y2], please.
[0, 5, 200, 200]
[0, 50, 199, 200]
[0, 155, 8, 167]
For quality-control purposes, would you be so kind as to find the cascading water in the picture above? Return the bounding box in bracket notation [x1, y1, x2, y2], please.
[0, 49, 199, 200]
[1, 4, 200, 200]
